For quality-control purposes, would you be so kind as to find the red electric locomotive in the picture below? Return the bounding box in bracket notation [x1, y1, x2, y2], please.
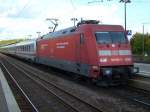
[0, 20, 138, 86]
[36, 20, 138, 85]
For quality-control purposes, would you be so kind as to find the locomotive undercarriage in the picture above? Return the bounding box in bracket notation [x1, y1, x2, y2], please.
[96, 66, 139, 86]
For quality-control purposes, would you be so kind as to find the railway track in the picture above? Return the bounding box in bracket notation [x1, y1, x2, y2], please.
[0, 62, 39, 112]
[1, 54, 150, 112]
[0, 55, 103, 112]
[128, 74, 150, 92]
[118, 86, 150, 108]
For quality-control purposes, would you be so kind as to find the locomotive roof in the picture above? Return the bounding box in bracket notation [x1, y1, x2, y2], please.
[41, 26, 76, 39]
[40, 25, 123, 39]
[40, 20, 99, 39]
[40, 21, 124, 40]
[77, 24, 124, 31]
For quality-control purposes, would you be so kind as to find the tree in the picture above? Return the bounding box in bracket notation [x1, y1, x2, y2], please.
[130, 33, 143, 55]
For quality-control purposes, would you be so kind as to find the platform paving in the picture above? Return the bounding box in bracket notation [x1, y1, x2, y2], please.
[134, 63, 150, 76]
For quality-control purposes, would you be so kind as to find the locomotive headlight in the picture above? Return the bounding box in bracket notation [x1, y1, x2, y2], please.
[100, 58, 107, 62]
[102, 68, 112, 76]
[105, 69, 111, 75]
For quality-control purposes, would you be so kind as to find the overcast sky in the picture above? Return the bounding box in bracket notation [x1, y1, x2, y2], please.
[0, 0, 150, 40]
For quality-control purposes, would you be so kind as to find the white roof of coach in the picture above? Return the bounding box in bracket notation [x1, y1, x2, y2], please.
[15, 39, 36, 46]
[0, 39, 36, 49]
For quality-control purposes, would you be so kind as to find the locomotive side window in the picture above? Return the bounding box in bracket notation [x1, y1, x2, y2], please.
[95, 32, 127, 44]
[80, 33, 84, 44]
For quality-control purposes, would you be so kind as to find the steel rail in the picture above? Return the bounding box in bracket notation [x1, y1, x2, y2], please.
[3, 59, 98, 112]
[15, 60, 150, 109]
[133, 98, 150, 107]
[15, 59, 150, 109]
[4, 54, 150, 110]
[0, 61, 39, 112]
[12, 64, 81, 112]
[4, 56, 102, 112]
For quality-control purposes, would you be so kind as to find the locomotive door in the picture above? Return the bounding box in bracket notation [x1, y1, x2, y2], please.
[76, 33, 86, 72]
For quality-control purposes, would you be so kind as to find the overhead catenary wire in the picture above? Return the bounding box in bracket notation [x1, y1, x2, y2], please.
[70, 0, 77, 10]
[16, 0, 30, 17]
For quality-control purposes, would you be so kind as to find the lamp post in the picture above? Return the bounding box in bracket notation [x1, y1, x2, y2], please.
[142, 23, 145, 56]
[142, 22, 150, 56]
[88, 0, 130, 31]
[120, 0, 131, 32]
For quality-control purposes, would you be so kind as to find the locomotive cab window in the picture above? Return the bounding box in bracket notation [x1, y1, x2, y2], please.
[95, 32, 127, 44]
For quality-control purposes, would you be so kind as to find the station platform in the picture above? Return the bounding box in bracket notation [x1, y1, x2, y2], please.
[0, 68, 21, 112]
[134, 63, 150, 77]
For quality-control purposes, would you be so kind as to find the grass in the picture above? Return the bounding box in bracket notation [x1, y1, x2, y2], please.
[0, 39, 24, 46]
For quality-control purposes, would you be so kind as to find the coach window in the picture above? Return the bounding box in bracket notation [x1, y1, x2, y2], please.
[27, 45, 29, 51]
[29, 45, 30, 51]
[25, 46, 27, 51]
[80, 33, 84, 44]
[27, 45, 30, 52]
[31, 44, 34, 51]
